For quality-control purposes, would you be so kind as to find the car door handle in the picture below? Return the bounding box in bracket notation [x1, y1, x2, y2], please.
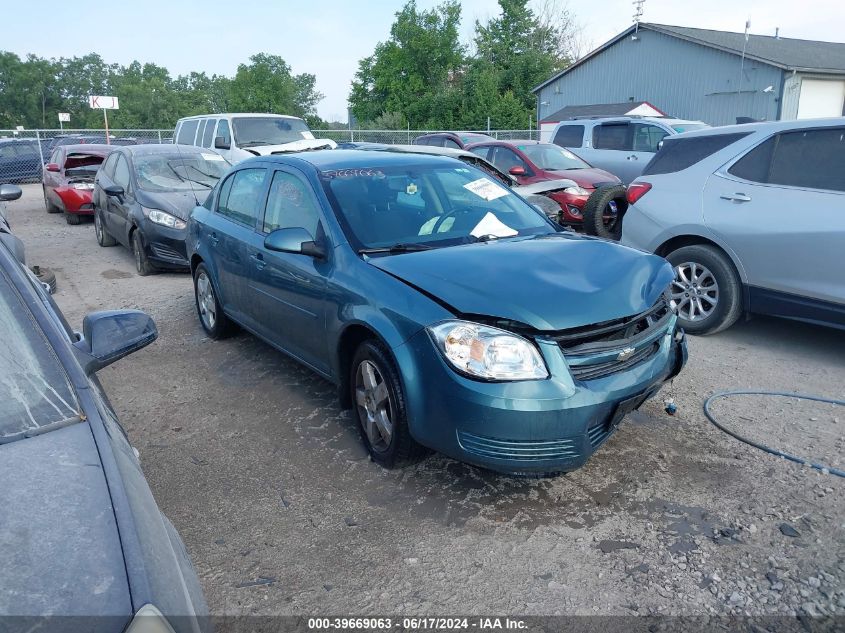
[626, 155, 638, 161]
[720, 193, 752, 202]
[209, 232, 219, 246]
[250, 253, 266, 270]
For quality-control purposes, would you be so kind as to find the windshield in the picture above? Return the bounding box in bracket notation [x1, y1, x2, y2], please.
[519, 144, 589, 170]
[321, 164, 555, 250]
[0, 270, 79, 442]
[232, 117, 313, 147]
[135, 151, 230, 192]
[671, 123, 709, 133]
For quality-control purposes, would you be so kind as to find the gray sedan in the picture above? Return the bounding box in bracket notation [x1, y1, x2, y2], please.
[621, 117, 844, 334]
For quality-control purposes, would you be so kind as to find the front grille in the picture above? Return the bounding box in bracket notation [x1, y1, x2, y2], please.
[457, 431, 578, 462]
[569, 342, 660, 381]
[150, 243, 186, 262]
[551, 297, 670, 349]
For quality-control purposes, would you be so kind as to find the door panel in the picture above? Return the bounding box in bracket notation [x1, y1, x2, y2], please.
[106, 155, 134, 245]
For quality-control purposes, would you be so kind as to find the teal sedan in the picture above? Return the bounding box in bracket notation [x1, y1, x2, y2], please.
[187, 150, 687, 474]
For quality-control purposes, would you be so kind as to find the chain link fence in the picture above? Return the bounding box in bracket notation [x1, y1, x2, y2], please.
[0, 128, 537, 183]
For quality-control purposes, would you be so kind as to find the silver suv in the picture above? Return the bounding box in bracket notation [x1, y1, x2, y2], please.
[550, 116, 708, 184]
[621, 118, 845, 334]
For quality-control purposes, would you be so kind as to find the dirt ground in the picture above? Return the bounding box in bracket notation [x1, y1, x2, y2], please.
[7, 184, 844, 618]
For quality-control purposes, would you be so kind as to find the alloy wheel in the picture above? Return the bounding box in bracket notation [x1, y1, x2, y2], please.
[355, 360, 393, 452]
[196, 272, 217, 330]
[671, 261, 719, 321]
[601, 200, 619, 231]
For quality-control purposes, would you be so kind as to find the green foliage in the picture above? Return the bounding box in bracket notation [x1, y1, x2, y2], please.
[0, 51, 323, 130]
[349, 0, 574, 130]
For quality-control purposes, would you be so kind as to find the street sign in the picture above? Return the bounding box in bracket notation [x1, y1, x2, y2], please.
[88, 95, 119, 110]
[58, 112, 70, 122]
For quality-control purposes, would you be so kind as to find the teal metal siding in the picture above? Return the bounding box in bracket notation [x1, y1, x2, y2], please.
[537, 29, 785, 126]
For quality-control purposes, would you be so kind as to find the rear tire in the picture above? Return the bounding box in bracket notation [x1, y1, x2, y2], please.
[132, 231, 155, 276]
[350, 340, 426, 469]
[582, 185, 627, 240]
[65, 212, 81, 225]
[193, 263, 236, 339]
[665, 244, 743, 335]
[94, 208, 117, 246]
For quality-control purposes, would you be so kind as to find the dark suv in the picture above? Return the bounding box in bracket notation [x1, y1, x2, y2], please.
[413, 131, 494, 149]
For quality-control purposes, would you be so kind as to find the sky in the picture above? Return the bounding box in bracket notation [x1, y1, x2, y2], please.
[2, 0, 843, 123]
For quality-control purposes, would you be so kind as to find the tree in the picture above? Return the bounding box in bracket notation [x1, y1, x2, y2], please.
[227, 53, 323, 121]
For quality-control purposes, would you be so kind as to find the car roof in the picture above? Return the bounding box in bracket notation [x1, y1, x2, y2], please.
[59, 144, 113, 154]
[120, 143, 213, 156]
[178, 113, 303, 121]
[250, 149, 461, 171]
[671, 116, 845, 138]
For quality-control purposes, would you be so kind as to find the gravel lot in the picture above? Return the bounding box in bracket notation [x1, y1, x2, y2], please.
[6, 184, 844, 619]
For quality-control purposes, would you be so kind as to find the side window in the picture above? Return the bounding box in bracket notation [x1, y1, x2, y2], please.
[50, 149, 62, 165]
[632, 124, 669, 152]
[263, 170, 320, 236]
[112, 155, 131, 189]
[216, 119, 230, 147]
[593, 123, 632, 151]
[176, 120, 199, 145]
[196, 120, 208, 147]
[101, 152, 118, 177]
[469, 146, 491, 160]
[553, 124, 585, 147]
[443, 138, 461, 149]
[728, 137, 776, 183]
[202, 119, 216, 148]
[769, 128, 845, 192]
[218, 168, 266, 226]
[491, 147, 527, 172]
[0, 144, 14, 159]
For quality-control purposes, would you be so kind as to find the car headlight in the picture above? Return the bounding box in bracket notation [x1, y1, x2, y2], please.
[144, 208, 187, 230]
[428, 320, 549, 381]
[563, 185, 590, 196]
[71, 182, 94, 190]
[124, 604, 176, 633]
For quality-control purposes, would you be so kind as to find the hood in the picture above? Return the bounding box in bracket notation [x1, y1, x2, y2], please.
[244, 138, 337, 155]
[547, 167, 620, 188]
[138, 189, 209, 221]
[0, 422, 132, 622]
[368, 235, 673, 331]
[514, 178, 578, 196]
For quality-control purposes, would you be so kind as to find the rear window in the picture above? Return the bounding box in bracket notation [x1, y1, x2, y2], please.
[643, 133, 750, 176]
[553, 124, 584, 147]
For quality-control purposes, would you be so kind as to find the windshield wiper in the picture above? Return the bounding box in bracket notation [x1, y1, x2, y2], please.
[358, 243, 435, 255]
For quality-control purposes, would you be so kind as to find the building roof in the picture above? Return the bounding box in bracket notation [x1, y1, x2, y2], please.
[540, 101, 665, 123]
[533, 23, 845, 93]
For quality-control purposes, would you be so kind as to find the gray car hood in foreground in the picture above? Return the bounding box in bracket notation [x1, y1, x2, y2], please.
[0, 422, 132, 624]
[369, 234, 673, 331]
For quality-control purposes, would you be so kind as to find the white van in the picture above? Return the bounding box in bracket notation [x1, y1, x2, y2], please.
[173, 113, 336, 164]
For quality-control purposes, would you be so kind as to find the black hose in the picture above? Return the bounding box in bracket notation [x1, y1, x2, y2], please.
[703, 390, 845, 479]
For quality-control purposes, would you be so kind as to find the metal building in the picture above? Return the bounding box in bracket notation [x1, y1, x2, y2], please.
[533, 23, 845, 136]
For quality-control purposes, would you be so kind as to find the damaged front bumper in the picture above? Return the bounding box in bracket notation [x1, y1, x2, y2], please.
[395, 316, 688, 474]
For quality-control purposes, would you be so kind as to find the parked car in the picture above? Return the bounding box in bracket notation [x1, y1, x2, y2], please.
[0, 138, 43, 183]
[621, 118, 845, 334]
[339, 141, 578, 219]
[187, 150, 687, 474]
[174, 113, 336, 164]
[550, 116, 709, 184]
[93, 144, 230, 275]
[43, 143, 112, 224]
[413, 131, 495, 149]
[467, 139, 626, 237]
[47, 134, 138, 151]
[0, 230, 208, 631]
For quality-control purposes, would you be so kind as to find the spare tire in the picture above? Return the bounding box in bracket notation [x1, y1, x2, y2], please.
[31, 265, 57, 294]
[582, 185, 628, 240]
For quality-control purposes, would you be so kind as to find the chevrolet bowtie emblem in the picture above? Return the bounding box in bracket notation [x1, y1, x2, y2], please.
[617, 347, 636, 361]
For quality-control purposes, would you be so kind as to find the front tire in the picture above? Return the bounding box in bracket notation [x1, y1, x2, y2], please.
[665, 244, 742, 335]
[350, 341, 425, 469]
[132, 231, 155, 276]
[65, 212, 81, 225]
[193, 263, 236, 339]
[94, 208, 117, 246]
[43, 187, 60, 213]
[582, 185, 627, 240]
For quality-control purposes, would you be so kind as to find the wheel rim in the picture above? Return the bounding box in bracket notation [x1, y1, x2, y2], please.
[671, 261, 719, 322]
[355, 360, 393, 452]
[196, 272, 217, 329]
[95, 213, 103, 242]
[601, 201, 619, 231]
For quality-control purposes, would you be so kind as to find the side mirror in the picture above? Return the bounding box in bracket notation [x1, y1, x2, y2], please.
[0, 184, 22, 202]
[264, 227, 325, 259]
[104, 185, 125, 203]
[657, 140, 664, 151]
[509, 166, 526, 176]
[72, 309, 157, 375]
[45, 163, 61, 173]
[214, 136, 230, 150]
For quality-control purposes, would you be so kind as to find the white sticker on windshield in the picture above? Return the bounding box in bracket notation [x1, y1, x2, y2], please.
[301, 131, 315, 140]
[470, 212, 518, 238]
[201, 153, 225, 161]
[463, 178, 509, 201]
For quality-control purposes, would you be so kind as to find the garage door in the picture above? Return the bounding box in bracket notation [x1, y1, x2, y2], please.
[797, 79, 845, 119]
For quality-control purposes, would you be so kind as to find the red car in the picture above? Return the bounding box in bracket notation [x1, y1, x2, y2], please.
[466, 139, 625, 229]
[43, 144, 112, 225]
